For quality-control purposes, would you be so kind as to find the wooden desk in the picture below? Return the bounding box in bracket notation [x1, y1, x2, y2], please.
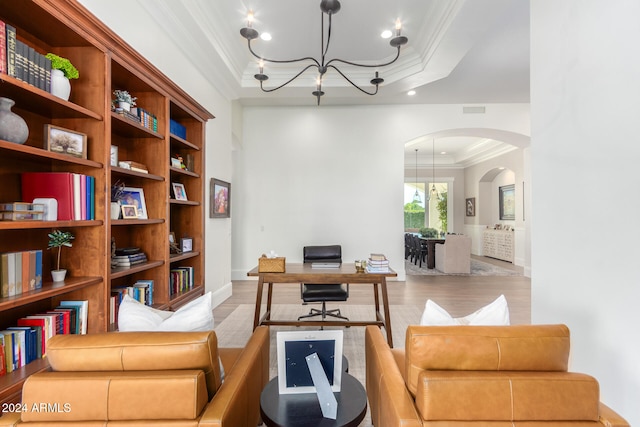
[247, 263, 397, 347]
[419, 238, 445, 269]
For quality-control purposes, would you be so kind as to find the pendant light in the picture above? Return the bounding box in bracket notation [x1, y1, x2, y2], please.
[427, 138, 440, 202]
[412, 148, 421, 204]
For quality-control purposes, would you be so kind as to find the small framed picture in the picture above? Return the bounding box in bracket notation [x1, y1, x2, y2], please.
[169, 232, 176, 244]
[499, 184, 516, 220]
[170, 157, 182, 168]
[172, 182, 188, 200]
[465, 197, 475, 217]
[120, 204, 138, 219]
[181, 237, 193, 253]
[120, 187, 148, 219]
[44, 124, 87, 159]
[110, 145, 119, 166]
[210, 178, 230, 218]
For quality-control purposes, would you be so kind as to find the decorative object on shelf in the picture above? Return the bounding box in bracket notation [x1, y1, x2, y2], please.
[0, 202, 45, 221]
[499, 184, 515, 220]
[239, 0, 408, 105]
[47, 229, 74, 282]
[44, 124, 87, 159]
[169, 232, 181, 254]
[210, 178, 230, 218]
[45, 53, 79, 101]
[120, 187, 148, 219]
[466, 197, 476, 217]
[110, 180, 126, 220]
[180, 237, 193, 253]
[170, 157, 182, 168]
[0, 97, 29, 144]
[120, 204, 138, 219]
[110, 145, 119, 166]
[172, 182, 188, 201]
[112, 89, 137, 112]
[32, 198, 58, 221]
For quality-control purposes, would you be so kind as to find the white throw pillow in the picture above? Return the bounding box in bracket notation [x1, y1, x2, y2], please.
[118, 291, 214, 332]
[420, 294, 510, 326]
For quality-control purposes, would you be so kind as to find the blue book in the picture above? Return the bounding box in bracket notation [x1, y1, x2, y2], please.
[34, 250, 42, 289]
[7, 326, 36, 364]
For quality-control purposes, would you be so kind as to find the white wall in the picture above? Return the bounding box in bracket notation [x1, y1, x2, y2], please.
[78, 0, 234, 306]
[531, 1, 639, 424]
[233, 104, 530, 280]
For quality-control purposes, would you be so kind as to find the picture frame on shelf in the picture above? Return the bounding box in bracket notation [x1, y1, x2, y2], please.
[170, 157, 182, 168]
[110, 145, 119, 166]
[169, 232, 181, 254]
[44, 124, 87, 159]
[210, 178, 230, 218]
[120, 187, 148, 219]
[120, 204, 138, 219]
[465, 197, 475, 217]
[181, 237, 193, 253]
[499, 184, 515, 220]
[172, 182, 188, 200]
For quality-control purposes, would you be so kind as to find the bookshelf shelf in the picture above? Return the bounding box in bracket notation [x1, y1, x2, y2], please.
[169, 251, 201, 263]
[170, 199, 200, 206]
[0, 0, 212, 404]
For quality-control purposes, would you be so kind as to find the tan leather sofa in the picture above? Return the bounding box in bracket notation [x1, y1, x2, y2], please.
[434, 234, 471, 273]
[365, 324, 629, 426]
[0, 327, 269, 426]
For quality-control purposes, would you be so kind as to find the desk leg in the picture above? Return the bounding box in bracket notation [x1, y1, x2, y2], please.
[266, 282, 274, 321]
[381, 278, 393, 347]
[253, 276, 265, 330]
[373, 282, 380, 314]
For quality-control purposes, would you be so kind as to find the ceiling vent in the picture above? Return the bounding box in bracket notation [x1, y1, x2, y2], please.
[463, 106, 486, 114]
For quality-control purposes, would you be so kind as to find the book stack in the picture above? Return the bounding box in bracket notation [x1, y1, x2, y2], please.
[0, 250, 43, 297]
[118, 160, 148, 174]
[0, 20, 52, 92]
[170, 266, 194, 296]
[111, 247, 147, 269]
[134, 107, 158, 132]
[366, 253, 391, 273]
[0, 300, 87, 376]
[21, 172, 96, 221]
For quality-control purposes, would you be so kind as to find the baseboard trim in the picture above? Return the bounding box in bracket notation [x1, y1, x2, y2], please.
[210, 282, 233, 309]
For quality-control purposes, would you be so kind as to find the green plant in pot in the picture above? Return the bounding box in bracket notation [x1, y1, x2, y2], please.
[45, 53, 79, 101]
[47, 229, 74, 282]
[419, 227, 439, 238]
[113, 90, 137, 112]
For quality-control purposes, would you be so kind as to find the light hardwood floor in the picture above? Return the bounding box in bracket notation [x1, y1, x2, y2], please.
[214, 257, 531, 325]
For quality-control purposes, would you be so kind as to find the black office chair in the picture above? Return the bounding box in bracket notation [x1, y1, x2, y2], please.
[298, 245, 349, 322]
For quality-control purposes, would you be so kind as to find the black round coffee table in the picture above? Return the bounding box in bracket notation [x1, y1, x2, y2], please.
[260, 372, 367, 427]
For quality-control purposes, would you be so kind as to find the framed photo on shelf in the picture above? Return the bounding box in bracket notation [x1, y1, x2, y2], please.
[210, 178, 230, 218]
[499, 184, 515, 220]
[465, 197, 475, 217]
[44, 124, 87, 159]
[110, 145, 119, 166]
[169, 232, 181, 254]
[172, 182, 188, 201]
[120, 204, 138, 219]
[181, 237, 193, 253]
[120, 187, 148, 219]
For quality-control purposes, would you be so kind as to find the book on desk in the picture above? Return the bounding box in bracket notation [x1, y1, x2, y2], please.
[311, 262, 341, 268]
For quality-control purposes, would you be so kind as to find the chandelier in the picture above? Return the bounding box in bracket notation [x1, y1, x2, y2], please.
[240, 0, 409, 105]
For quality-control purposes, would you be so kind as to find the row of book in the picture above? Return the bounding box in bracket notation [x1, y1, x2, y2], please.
[366, 253, 391, 273]
[109, 280, 154, 325]
[21, 172, 96, 221]
[0, 20, 52, 92]
[134, 107, 158, 132]
[0, 250, 43, 298]
[0, 300, 88, 376]
[170, 266, 194, 296]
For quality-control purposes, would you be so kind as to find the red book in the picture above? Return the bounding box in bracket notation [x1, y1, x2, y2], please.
[0, 20, 6, 75]
[21, 172, 75, 220]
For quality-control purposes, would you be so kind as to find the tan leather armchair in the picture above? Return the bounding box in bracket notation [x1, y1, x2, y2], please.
[0, 327, 269, 426]
[365, 324, 629, 427]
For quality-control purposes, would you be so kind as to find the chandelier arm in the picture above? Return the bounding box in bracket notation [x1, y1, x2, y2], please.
[327, 65, 380, 96]
[247, 39, 321, 67]
[325, 46, 401, 69]
[258, 64, 319, 93]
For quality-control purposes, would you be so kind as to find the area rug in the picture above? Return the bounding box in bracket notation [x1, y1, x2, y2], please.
[214, 304, 424, 427]
[404, 258, 522, 276]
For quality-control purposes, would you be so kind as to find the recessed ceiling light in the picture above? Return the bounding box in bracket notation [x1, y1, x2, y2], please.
[440, 151, 447, 155]
[260, 32, 272, 41]
[381, 30, 392, 39]
[407, 90, 416, 96]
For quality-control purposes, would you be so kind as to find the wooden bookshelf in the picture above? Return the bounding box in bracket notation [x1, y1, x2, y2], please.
[0, 0, 213, 405]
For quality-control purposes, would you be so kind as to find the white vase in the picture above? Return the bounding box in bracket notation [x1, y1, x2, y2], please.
[110, 202, 121, 220]
[50, 69, 71, 101]
[118, 101, 131, 112]
[51, 269, 67, 282]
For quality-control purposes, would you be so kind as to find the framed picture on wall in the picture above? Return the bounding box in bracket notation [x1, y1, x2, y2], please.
[210, 178, 230, 218]
[466, 197, 475, 217]
[499, 184, 515, 220]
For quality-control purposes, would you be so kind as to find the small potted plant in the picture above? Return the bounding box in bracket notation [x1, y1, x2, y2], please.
[47, 229, 74, 282]
[45, 53, 79, 101]
[110, 181, 126, 220]
[113, 90, 137, 112]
